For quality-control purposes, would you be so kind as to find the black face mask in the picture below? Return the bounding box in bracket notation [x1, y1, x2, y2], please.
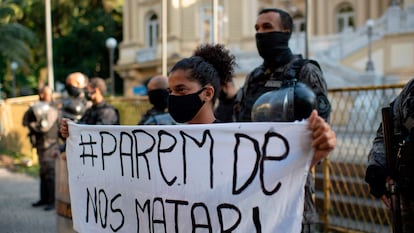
[168, 88, 205, 123]
[65, 84, 83, 97]
[148, 89, 169, 110]
[85, 91, 95, 101]
[255, 31, 293, 68]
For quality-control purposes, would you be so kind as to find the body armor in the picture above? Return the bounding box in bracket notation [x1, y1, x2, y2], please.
[234, 57, 331, 122]
[142, 112, 176, 125]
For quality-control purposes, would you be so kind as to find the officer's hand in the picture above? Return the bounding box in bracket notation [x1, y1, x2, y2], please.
[60, 118, 70, 139]
[365, 164, 387, 198]
[380, 194, 391, 209]
[308, 110, 336, 166]
[219, 81, 238, 100]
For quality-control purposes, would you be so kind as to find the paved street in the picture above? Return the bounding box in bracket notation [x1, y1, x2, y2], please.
[0, 168, 56, 233]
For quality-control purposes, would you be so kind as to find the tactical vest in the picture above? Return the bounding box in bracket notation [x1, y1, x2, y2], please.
[235, 57, 331, 122]
[143, 113, 177, 125]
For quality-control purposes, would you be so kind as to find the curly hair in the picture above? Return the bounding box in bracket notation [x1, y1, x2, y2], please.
[169, 44, 236, 104]
[192, 43, 236, 85]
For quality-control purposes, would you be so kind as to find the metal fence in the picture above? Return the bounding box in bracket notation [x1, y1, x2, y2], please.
[317, 84, 405, 233]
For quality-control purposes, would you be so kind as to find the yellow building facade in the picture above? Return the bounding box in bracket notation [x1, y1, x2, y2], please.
[116, 0, 414, 96]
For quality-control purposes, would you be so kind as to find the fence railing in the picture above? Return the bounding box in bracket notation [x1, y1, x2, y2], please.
[317, 84, 405, 233]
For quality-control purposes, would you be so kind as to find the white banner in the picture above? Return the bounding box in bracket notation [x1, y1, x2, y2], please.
[66, 122, 313, 233]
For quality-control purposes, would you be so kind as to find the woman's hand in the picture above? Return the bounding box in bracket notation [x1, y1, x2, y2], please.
[308, 110, 336, 166]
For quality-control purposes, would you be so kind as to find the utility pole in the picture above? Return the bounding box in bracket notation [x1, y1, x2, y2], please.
[11, 61, 18, 97]
[106, 37, 117, 96]
[45, 0, 54, 90]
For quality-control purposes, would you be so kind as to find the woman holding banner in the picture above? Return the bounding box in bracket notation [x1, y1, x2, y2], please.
[59, 43, 336, 232]
[167, 43, 336, 165]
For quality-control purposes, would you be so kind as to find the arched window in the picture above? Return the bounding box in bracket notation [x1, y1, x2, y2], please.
[292, 12, 305, 33]
[336, 3, 355, 33]
[146, 13, 159, 48]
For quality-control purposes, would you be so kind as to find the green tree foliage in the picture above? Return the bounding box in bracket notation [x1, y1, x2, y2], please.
[51, 0, 123, 93]
[53, 1, 122, 86]
[1, 0, 123, 96]
[0, 0, 35, 68]
[0, 0, 37, 97]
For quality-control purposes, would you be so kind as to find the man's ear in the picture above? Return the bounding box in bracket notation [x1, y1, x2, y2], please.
[93, 87, 101, 96]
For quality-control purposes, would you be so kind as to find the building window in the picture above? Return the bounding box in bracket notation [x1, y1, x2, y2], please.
[336, 4, 355, 33]
[200, 5, 224, 44]
[293, 13, 305, 33]
[146, 13, 159, 48]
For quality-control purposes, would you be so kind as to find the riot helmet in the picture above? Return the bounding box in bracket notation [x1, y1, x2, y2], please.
[31, 102, 51, 128]
[251, 79, 316, 122]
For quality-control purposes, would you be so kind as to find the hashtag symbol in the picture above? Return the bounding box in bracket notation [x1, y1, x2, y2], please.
[79, 134, 98, 166]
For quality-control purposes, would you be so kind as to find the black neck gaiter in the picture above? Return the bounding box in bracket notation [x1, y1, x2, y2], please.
[256, 31, 294, 68]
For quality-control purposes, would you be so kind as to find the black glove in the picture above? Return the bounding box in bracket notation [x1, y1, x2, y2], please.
[218, 89, 236, 104]
[365, 165, 387, 198]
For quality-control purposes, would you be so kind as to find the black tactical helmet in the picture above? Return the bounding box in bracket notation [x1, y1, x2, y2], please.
[251, 80, 316, 122]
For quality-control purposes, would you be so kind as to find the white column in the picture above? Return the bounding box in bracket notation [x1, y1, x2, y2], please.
[369, 0, 379, 19]
[212, 0, 218, 44]
[45, 0, 54, 90]
[162, 0, 167, 76]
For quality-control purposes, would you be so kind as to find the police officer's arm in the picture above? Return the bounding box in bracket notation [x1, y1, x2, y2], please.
[299, 63, 331, 122]
[22, 108, 33, 128]
[367, 79, 414, 208]
[365, 124, 390, 208]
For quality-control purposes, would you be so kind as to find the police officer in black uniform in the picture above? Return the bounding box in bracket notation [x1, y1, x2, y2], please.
[138, 75, 176, 125]
[78, 77, 119, 125]
[365, 78, 414, 233]
[61, 72, 90, 123]
[216, 8, 332, 232]
[60, 77, 120, 139]
[23, 86, 60, 211]
[59, 72, 90, 153]
[57, 76, 119, 232]
[56, 72, 90, 231]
